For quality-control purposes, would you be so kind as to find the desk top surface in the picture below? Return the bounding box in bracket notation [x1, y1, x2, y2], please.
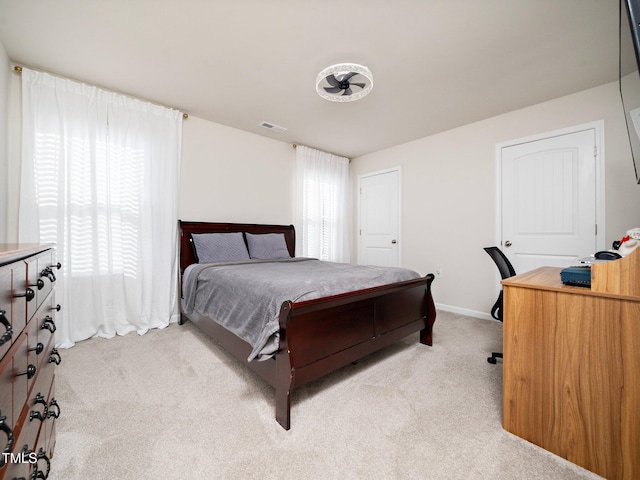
[502, 266, 572, 290]
[502, 265, 640, 302]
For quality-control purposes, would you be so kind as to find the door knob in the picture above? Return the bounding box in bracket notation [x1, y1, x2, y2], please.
[504, 240, 512, 247]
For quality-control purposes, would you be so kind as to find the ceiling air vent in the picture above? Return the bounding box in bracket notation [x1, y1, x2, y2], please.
[259, 121, 287, 133]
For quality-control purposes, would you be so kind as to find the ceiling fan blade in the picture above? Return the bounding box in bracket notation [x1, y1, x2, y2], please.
[324, 86, 343, 94]
[326, 74, 340, 87]
[341, 72, 358, 82]
[343, 87, 353, 96]
[350, 82, 366, 89]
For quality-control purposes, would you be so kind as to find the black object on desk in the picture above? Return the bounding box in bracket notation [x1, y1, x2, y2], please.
[560, 265, 591, 287]
[594, 250, 622, 260]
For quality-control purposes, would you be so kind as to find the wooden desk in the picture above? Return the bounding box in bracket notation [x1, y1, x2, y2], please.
[502, 249, 640, 480]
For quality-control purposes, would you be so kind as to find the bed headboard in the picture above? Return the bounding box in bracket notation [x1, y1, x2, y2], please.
[178, 220, 296, 273]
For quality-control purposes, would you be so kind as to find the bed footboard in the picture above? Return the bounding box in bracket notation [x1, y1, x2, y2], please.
[274, 273, 436, 430]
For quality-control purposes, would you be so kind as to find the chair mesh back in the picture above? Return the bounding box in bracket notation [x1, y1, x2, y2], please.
[483, 247, 516, 279]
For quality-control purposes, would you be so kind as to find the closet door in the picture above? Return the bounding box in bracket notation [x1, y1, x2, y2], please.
[501, 127, 599, 273]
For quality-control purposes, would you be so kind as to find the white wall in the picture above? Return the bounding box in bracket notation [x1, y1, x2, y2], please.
[350, 81, 640, 318]
[0, 42, 10, 243]
[179, 116, 294, 225]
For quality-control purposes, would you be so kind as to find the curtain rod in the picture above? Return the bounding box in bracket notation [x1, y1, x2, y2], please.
[292, 143, 351, 162]
[13, 64, 189, 119]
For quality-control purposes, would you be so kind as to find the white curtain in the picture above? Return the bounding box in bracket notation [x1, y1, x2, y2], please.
[19, 69, 182, 348]
[295, 145, 350, 262]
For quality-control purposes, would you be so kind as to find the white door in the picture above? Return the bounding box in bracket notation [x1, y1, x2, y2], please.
[501, 128, 599, 273]
[358, 169, 400, 267]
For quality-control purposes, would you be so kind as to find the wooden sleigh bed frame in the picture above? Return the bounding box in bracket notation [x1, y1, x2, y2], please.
[178, 220, 436, 430]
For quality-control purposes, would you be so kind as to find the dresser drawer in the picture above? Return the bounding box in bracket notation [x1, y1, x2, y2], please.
[0, 339, 25, 480]
[42, 375, 57, 460]
[18, 365, 52, 467]
[0, 263, 28, 360]
[0, 266, 11, 360]
[25, 312, 57, 400]
[30, 333, 56, 413]
[25, 250, 57, 323]
[0, 410, 41, 480]
[35, 295, 57, 356]
[9, 333, 31, 428]
[10, 263, 29, 342]
[25, 317, 44, 379]
[0, 349, 15, 445]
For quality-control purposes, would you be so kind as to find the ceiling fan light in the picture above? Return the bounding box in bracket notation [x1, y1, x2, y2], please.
[316, 63, 373, 102]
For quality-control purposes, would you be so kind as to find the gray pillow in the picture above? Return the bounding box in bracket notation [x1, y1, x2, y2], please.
[245, 233, 291, 260]
[191, 232, 250, 263]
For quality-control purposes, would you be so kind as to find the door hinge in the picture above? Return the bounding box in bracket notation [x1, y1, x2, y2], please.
[595, 224, 598, 235]
[594, 146, 597, 157]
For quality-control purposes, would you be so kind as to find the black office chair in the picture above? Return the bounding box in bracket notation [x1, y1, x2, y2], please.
[483, 246, 517, 364]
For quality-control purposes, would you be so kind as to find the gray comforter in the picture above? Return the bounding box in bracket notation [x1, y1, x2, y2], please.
[181, 258, 421, 361]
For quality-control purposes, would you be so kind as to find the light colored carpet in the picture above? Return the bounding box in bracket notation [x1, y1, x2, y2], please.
[48, 311, 603, 480]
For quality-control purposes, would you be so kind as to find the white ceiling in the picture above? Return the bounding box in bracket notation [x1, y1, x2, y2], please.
[0, 0, 620, 158]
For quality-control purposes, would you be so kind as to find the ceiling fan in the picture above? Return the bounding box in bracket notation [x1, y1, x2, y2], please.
[323, 72, 366, 97]
[315, 63, 373, 102]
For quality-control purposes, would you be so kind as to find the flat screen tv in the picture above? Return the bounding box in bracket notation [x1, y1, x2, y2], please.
[620, 0, 640, 184]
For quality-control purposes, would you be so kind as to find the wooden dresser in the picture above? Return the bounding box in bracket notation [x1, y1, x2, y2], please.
[0, 245, 61, 480]
[502, 248, 640, 480]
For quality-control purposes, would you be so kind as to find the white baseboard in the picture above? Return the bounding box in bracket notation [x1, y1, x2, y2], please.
[435, 303, 496, 322]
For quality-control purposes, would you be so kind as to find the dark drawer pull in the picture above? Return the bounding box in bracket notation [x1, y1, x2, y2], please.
[41, 316, 56, 333]
[14, 287, 35, 302]
[16, 364, 36, 379]
[48, 349, 61, 365]
[0, 310, 12, 347]
[30, 393, 48, 423]
[51, 304, 61, 312]
[47, 399, 60, 419]
[30, 279, 45, 291]
[29, 342, 44, 355]
[40, 267, 56, 283]
[34, 447, 51, 479]
[0, 414, 15, 468]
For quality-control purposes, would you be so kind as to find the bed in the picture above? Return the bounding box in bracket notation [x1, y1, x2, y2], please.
[178, 220, 436, 430]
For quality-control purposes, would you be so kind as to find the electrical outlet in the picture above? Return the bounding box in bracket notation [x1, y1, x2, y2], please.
[436, 267, 443, 278]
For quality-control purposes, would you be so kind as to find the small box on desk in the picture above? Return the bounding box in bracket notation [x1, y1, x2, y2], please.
[560, 265, 591, 287]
